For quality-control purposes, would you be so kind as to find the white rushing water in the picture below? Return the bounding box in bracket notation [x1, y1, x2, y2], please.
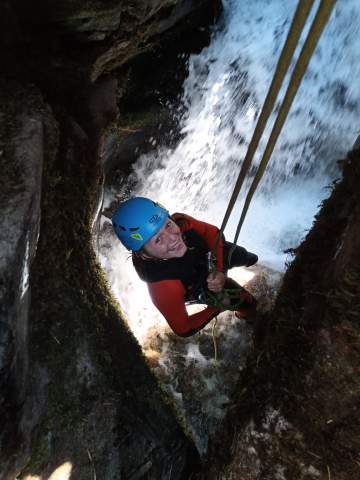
[98, 0, 360, 453]
[130, 0, 360, 266]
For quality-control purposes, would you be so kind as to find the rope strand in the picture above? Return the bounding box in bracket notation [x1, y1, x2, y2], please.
[231, 0, 336, 251]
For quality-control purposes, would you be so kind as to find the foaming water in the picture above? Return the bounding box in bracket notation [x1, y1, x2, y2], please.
[98, 0, 360, 451]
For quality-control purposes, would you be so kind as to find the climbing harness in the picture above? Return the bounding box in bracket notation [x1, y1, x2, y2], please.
[212, 0, 336, 261]
[205, 252, 253, 311]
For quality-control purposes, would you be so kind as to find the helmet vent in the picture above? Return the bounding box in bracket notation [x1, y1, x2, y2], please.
[130, 227, 140, 231]
[119, 225, 126, 231]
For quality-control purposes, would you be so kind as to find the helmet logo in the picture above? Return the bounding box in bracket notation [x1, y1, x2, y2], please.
[149, 214, 161, 224]
[130, 233, 144, 241]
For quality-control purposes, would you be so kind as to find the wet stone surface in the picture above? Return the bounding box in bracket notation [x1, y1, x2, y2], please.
[143, 312, 253, 455]
[141, 264, 281, 456]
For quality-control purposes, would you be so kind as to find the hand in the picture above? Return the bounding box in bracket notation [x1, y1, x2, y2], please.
[207, 271, 226, 293]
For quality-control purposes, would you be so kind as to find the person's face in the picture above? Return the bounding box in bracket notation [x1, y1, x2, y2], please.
[143, 218, 187, 259]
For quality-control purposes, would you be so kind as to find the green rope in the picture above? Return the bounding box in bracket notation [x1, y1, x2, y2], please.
[212, 0, 315, 255]
[206, 252, 244, 310]
[230, 0, 336, 252]
[206, 252, 251, 310]
[205, 288, 248, 311]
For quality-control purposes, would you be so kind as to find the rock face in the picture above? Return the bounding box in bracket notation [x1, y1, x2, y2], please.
[6, 0, 221, 94]
[0, 82, 50, 463]
[0, 82, 199, 480]
[0, 1, 220, 478]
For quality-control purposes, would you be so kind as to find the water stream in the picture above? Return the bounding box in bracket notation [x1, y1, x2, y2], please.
[98, 0, 360, 454]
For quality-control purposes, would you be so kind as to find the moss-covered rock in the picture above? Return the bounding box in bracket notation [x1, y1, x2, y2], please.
[196, 147, 360, 480]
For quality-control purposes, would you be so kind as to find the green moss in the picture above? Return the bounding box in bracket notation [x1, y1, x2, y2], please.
[106, 104, 166, 144]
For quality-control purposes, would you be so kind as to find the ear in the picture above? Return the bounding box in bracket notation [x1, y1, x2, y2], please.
[137, 247, 153, 260]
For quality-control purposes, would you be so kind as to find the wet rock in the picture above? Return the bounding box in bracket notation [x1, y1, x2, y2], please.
[0, 321, 13, 392]
[3, 1, 221, 179]
[0, 80, 56, 479]
[0, 1, 22, 48]
[141, 313, 254, 457]
[89, 0, 221, 81]
[86, 76, 118, 134]
[102, 108, 171, 174]
[11, 0, 221, 84]
[0, 80, 48, 409]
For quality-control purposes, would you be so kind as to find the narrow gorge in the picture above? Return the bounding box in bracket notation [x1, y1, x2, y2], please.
[0, 1, 359, 479]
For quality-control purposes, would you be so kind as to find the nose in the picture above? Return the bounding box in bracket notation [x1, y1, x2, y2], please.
[167, 230, 178, 241]
[165, 226, 179, 242]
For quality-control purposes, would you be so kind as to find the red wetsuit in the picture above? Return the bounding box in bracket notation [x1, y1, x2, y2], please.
[133, 213, 224, 337]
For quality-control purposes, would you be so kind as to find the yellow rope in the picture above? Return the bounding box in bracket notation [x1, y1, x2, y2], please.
[212, 316, 219, 365]
[208, 0, 335, 365]
[231, 0, 336, 250]
[213, 0, 336, 259]
[213, 0, 315, 254]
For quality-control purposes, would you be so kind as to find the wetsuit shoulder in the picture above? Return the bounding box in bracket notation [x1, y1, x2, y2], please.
[172, 212, 224, 271]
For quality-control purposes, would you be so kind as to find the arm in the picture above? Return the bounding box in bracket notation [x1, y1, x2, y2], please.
[148, 280, 220, 337]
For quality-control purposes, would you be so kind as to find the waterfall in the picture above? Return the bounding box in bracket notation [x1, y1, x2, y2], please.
[97, 0, 360, 453]
[99, 0, 360, 340]
[130, 0, 360, 267]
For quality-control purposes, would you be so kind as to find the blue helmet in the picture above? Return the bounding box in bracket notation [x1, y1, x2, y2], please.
[112, 197, 169, 251]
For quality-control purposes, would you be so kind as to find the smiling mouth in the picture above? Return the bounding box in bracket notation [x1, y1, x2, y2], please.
[168, 241, 185, 253]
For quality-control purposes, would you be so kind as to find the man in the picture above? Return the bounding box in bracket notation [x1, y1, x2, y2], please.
[112, 197, 257, 337]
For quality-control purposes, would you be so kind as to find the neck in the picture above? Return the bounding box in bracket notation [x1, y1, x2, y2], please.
[135, 251, 166, 261]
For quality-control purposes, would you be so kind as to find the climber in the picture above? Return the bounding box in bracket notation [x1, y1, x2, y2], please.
[112, 197, 258, 337]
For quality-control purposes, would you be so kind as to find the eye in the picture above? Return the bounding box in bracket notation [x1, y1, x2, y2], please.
[166, 221, 172, 228]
